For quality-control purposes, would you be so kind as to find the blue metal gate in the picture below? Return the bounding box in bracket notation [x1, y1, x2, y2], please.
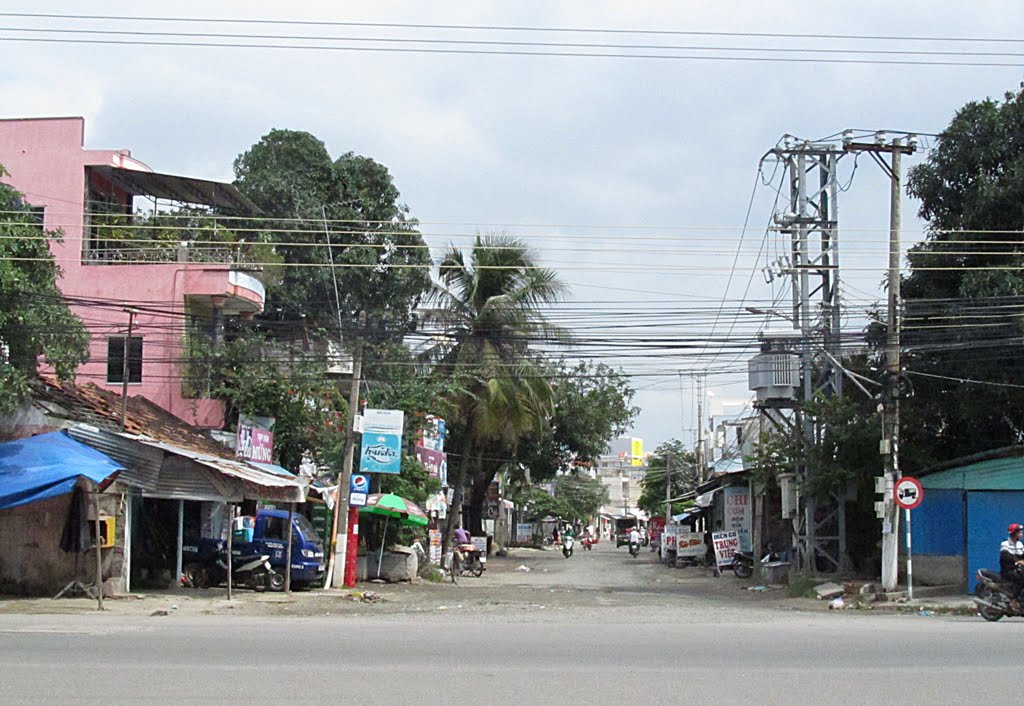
[967, 491, 1024, 592]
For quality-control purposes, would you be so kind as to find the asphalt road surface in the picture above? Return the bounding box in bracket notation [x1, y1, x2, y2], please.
[1, 542, 1016, 705]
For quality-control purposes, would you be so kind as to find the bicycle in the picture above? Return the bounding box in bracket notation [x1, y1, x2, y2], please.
[444, 545, 465, 584]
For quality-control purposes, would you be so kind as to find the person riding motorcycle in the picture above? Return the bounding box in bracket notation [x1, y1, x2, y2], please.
[1000, 522, 1024, 611]
[628, 527, 641, 555]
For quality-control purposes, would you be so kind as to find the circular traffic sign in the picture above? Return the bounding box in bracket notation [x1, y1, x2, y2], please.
[894, 476, 924, 510]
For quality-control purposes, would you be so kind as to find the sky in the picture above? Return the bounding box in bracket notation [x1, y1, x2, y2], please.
[2, 2, 1024, 452]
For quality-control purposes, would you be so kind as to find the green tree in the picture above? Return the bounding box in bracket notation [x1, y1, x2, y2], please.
[232, 129, 431, 334]
[517, 361, 639, 482]
[638, 439, 697, 517]
[552, 474, 608, 524]
[901, 83, 1024, 463]
[428, 233, 568, 541]
[204, 334, 348, 471]
[0, 175, 89, 412]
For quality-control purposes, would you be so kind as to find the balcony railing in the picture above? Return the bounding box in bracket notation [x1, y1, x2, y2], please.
[83, 241, 248, 266]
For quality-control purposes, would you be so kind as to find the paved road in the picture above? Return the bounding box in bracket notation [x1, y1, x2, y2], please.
[0, 542, 1014, 704]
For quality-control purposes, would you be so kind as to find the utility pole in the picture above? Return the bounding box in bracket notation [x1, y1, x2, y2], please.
[119, 308, 137, 430]
[694, 373, 706, 484]
[328, 310, 366, 589]
[842, 132, 917, 591]
[664, 455, 672, 527]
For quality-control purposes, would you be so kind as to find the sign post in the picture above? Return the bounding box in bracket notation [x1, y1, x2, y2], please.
[893, 476, 924, 600]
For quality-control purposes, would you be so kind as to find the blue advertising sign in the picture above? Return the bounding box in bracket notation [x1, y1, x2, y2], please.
[349, 474, 369, 506]
[359, 432, 403, 474]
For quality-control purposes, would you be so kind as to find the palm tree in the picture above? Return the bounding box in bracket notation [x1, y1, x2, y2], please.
[428, 233, 568, 542]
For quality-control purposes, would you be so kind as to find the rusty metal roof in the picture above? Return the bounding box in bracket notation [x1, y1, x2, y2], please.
[33, 379, 307, 501]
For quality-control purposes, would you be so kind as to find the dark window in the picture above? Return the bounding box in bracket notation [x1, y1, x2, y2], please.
[263, 516, 287, 540]
[107, 336, 142, 383]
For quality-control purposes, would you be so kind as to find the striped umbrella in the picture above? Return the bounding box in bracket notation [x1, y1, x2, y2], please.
[359, 493, 429, 578]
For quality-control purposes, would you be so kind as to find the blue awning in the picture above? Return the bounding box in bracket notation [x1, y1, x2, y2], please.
[0, 431, 123, 510]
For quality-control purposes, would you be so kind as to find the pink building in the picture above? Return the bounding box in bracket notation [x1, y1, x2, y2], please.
[0, 117, 265, 428]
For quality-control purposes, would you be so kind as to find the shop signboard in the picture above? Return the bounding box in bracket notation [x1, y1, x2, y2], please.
[712, 530, 740, 570]
[360, 409, 404, 474]
[415, 445, 447, 485]
[236, 413, 274, 463]
[471, 537, 488, 556]
[677, 531, 706, 558]
[723, 485, 752, 552]
[417, 415, 446, 453]
[516, 523, 534, 544]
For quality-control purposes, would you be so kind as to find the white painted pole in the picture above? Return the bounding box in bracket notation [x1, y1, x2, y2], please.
[905, 507, 913, 600]
[176, 498, 184, 587]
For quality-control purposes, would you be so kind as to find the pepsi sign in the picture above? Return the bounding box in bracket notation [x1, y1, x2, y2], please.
[349, 474, 369, 507]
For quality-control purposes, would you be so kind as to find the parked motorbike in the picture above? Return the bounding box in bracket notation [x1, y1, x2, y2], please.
[731, 545, 781, 579]
[455, 543, 486, 577]
[562, 535, 575, 558]
[182, 542, 275, 592]
[629, 541, 640, 558]
[974, 568, 1024, 621]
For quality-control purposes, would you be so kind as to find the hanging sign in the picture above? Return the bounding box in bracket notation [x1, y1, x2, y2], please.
[359, 409, 404, 474]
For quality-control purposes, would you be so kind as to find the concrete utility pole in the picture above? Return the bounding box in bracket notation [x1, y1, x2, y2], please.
[694, 373, 706, 484]
[328, 310, 366, 589]
[841, 133, 917, 591]
[664, 456, 672, 527]
[883, 139, 906, 591]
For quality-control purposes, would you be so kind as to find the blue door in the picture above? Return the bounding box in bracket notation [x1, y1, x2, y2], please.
[967, 491, 1024, 592]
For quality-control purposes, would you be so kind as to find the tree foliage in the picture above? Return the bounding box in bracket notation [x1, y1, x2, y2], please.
[638, 439, 697, 517]
[551, 474, 608, 523]
[0, 175, 89, 412]
[233, 129, 431, 334]
[900, 83, 1024, 462]
[517, 361, 639, 482]
[203, 334, 348, 471]
[427, 233, 567, 539]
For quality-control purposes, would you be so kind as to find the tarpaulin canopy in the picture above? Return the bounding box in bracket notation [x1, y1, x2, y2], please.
[0, 431, 123, 510]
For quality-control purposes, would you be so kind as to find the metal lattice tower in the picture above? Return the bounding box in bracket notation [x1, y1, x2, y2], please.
[761, 137, 848, 573]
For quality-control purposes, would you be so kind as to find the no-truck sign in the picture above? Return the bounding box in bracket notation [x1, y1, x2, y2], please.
[894, 476, 924, 510]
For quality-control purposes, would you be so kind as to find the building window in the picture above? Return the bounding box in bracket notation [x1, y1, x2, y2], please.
[107, 336, 142, 384]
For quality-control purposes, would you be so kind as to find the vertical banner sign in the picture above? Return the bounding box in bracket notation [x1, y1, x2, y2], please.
[630, 438, 644, 467]
[723, 486, 752, 552]
[416, 415, 447, 485]
[712, 530, 740, 571]
[428, 529, 442, 565]
[516, 523, 534, 544]
[663, 524, 678, 552]
[236, 414, 275, 463]
[360, 409, 404, 474]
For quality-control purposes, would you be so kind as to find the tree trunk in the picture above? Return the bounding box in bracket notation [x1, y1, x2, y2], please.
[468, 455, 494, 537]
[442, 447, 473, 550]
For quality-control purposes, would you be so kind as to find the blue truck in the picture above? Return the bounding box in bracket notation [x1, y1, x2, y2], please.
[182, 509, 326, 590]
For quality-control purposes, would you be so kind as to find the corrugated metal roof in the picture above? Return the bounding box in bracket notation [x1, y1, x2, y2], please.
[122, 434, 307, 502]
[921, 456, 1024, 491]
[67, 424, 163, 491]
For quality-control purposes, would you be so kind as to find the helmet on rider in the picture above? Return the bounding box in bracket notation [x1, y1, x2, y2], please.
[1009, 523, 1023, 535]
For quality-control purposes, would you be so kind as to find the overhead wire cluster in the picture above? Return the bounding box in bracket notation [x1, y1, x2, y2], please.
[1, 12, 1023, 67]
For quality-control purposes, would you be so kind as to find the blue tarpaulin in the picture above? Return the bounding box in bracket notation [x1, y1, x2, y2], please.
[0, 431, 123, 510]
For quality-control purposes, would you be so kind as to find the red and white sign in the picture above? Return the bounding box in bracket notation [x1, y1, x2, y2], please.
[894, 476, 924, 510]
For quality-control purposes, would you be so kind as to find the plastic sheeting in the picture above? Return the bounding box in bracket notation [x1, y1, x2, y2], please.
[0, 431, 122, 510]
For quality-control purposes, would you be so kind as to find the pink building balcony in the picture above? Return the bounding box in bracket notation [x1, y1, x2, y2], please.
[0, 117, 266, 429]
